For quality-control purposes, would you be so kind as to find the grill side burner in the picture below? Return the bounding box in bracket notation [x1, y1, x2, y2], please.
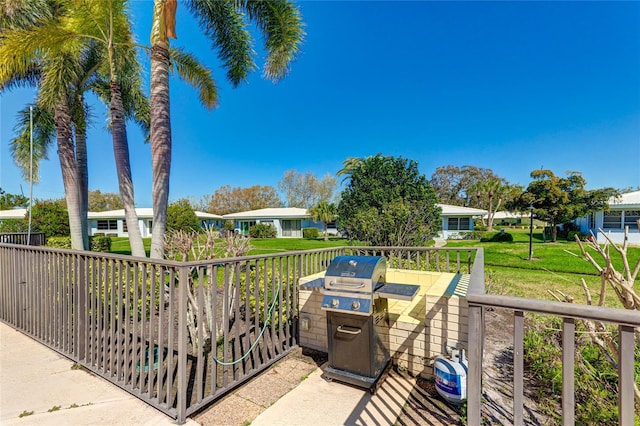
[321, 255, 391, 392]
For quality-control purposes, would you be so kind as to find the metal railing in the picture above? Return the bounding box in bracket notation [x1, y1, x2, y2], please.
[0, 232, 46, 246]
[466, 248, 640, 425]
[0, 243, 476, 423]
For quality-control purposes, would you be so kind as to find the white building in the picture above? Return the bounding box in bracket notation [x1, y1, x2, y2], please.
[576, 191, 640, 245]
[437, 204, 487, 239]
[222, 207, 331, 238]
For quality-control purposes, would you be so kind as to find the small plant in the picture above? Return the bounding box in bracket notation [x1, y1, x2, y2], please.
[302, 227, 319, 239]
[71, 363, 83, 370]
[89, 235, 112, 252]
[250, 223, 276, 238]
[19, 410, 34, 418]
[69, 403, 79, 409]
[48, 405, 61, 412]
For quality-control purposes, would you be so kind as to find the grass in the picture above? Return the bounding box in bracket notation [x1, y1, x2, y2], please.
[107, 229, 639, 306]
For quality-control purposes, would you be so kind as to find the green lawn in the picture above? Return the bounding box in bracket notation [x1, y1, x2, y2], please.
[108, 231, 638, 307]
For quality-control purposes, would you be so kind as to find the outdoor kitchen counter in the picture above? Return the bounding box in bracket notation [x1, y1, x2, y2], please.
[298, 268, 468, 325]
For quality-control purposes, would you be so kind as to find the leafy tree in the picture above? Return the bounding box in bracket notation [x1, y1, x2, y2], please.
[430, 165, 506, 206]
[30, 200, 70, 238]
[469, 180, 523, 231]
[207, 185, 282, 215]
[308, 200, 336, 241]
[166, 198, 200, 232]
[278, 170, 337, 208]
[0, 188, 29, 210]
[88, 190, 124, 212]
[515, 170, 619, 242]
[148, 0, 304, 259]
[0, 219, 28, 233]
[337, 156, 440, 246]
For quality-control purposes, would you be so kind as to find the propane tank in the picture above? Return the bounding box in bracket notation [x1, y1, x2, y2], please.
[434, 347, 468, 405]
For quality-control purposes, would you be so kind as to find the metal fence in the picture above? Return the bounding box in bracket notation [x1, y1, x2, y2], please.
[0, 232, 46, 246]
[466, 248, 640, 426]
[0, 243, 476, 423]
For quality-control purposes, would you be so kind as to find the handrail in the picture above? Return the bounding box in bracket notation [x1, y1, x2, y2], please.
[467, 293, 640, 328]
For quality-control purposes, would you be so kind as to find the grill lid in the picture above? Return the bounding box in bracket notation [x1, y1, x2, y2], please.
[325, 255, 386, 279]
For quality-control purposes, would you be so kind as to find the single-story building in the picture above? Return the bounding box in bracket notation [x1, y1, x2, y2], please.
[0, 208, 28, 222]
[437, 204, 487, 239]
[576, 190, 640, 245]
[88, 208, 223, 237]
[222, 207, 332, 238]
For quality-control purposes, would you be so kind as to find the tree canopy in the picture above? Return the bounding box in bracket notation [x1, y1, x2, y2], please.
[337, 156, 440, 246]
[0, 188, 29, 210]
[278, 170, 337, 208]
[88, 190, 124, 212]
[166, 198, 199, 232]
[430, 165, 506, 206]
[515, 169, 619, 241]
[206, 185, 282, 215]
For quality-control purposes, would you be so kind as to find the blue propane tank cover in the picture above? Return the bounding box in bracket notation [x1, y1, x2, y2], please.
[434, 355, 468, 405]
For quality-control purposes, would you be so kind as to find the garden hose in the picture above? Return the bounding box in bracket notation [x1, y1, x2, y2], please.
[213, 278, 283, 366]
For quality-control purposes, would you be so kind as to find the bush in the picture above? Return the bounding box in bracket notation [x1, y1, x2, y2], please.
[0, 218, 28, 233]
[302, 227, 319, 239]
[90, 235, 112, 252]
[480, 230, 514, 242]
[166, 199, 199, 232]
[31, 200, 69, 238]
[250, 223, 276, 238]
[46, 236, 72, 249]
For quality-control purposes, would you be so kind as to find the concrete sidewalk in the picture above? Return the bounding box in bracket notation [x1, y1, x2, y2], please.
[2, 321, 416, 425]
[0, 322, 197, 426]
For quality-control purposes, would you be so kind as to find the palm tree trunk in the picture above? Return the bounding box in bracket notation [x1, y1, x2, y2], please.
[75, 122, 89, 250]
[109, 79, 146, 257]
[150, 43, 172, 259]
[54, 101, 84, 250]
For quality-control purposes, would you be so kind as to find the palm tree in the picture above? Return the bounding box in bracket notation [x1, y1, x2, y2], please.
[1, 1, 152, 253]
[148, 0, 305, 259]
[309, 201, 336, 241]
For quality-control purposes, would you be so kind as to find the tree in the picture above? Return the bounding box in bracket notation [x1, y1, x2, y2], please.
[0, 0, 150, 253]
[88, 190, 124, 212]
[278, 170, 337, 208]
[470, 180, 523, 231]
[430, 165, 505, 206]
[337, 156, 441, 247]
[207, 185, 283, 215]
[166, 198, 200, 232]
[148, 0, 305, 259]
[308, 201, 336, 241]
[0, 188, 29, 210]
[515, 170, 619, 242]
[30, 200, 70, 238]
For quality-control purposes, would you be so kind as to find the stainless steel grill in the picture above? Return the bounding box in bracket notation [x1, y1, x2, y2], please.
[321, 255, 391, 392]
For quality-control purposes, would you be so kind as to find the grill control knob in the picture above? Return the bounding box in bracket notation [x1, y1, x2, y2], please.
[331, 298, 339, 308]
[351, 300, 360, 310]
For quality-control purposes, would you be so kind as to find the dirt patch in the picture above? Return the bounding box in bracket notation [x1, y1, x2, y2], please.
[395, 308, 556, 425]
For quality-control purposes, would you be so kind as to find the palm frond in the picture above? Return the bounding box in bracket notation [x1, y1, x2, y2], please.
[240, 0, 305, 81]
[170, 47, 218, 109]
[185, 0, 255, 86]
[9, 103, 55, 182]
[0, 0, 58, 31]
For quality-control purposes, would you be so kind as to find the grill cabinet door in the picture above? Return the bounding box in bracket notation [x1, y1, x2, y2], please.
[327, 312, 373, 377]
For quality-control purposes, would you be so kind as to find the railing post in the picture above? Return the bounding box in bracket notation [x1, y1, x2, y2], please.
[76, 255, 87, 361]
[467, 303, 484, 425]
[176, 265, 189, 424]
[618, 325, 634, 425]
[562, 317, 575, 425]
[513, 310, 524, 426]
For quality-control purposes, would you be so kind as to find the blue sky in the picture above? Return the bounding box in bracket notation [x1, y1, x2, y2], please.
[1, 1, 639, 207]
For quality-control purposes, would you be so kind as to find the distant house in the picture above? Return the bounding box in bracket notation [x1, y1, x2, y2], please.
[437, 204, 487, 239]
[88, 208, 223, 238]
[576, 191, 640, 245]
[223, 207, 330, 238]
[0, 208, 28, 223]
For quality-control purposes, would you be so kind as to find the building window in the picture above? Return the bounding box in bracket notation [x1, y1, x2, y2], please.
[122, 220, 128, 232]
[97, 220, 117, 231]
[603, 211, 622, 229]
[623, 210, 640, 228]
[447, 217, 470, 231]
[588, 214, 596, 229]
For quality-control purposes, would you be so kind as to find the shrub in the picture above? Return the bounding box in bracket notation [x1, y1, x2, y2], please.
[250, 223, 276, 238]
[46, 236, 72, 249]
[166, 199, 199, 232]
[473, 225, 487, 232]
[480, 231, 514, 242]
[31, 200, 69, 238]
[90, 235, 112, 252]
[0, 218, 28, 233]
[302, 227, 319, 239]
